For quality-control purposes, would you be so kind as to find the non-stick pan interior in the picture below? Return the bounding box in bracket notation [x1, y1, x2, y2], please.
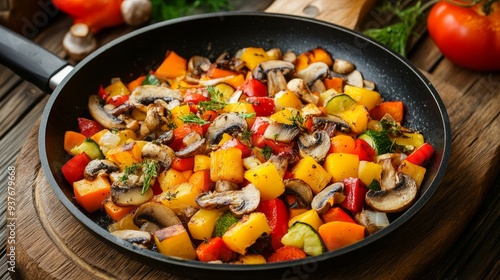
[39, 12, 451, 279]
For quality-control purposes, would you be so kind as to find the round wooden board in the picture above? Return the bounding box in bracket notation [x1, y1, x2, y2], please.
[10, 72, 500, 280]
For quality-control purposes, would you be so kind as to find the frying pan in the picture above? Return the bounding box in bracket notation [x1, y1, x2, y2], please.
[0, 12, 451, 279]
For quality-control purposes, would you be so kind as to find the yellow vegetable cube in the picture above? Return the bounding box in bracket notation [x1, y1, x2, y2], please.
[106, 141, 145, 168]
[194, 154, 211, 172]
[104, 80, 130, 102]
[343, 85, 382, 111]
[239, 47, 270, 70]
[339, 104, 369, 134]
[289, 208, 308, 219]
[358, 160, 383, 186]
[222, 212, 271, 255]
[398, 160, 426, 189]
[270, 108, 299, 125]
[275, 90, 303, 110]
[158, 182, 201, 214]
[154, 224, 197, 260]
[288, 209, 323, 231]
[210, 148, 245, 183]
[324, 153, 360, 182]
[170, 104, 191, 127]
[244, 162, 285, 200]
[188, 209, 224, 240]
[394, 132, 425, 148]
[239, 254, 267, 264]
[291, 156, 332, 194]
[157, 168, 187, 191]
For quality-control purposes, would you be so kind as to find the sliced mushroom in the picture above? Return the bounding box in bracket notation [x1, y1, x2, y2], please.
[297, 130, 331, 162]
[263, 121, 300, 143]
[215, 180, 239, 192]
[282, 50, 297, 63]
[175, 137, 207, 158]
[111, 229, 153, 249]
[333, 59, 355, 74]
[105, 102, 134, 117]
[133, 202, 182, 231]
[111, 175, 154, 206]
[188, 56, 211, 76]
[130, 85, 183, 111]
[346, 70, 364, 88]
[88, 95, 126, 129]
[141, 142, 175, 169]
[296, 62, 330, 89]
[156, 130, 174, 145]
[312, 115, 351, 135]
[252, 60, 295, 97]
[363, 80, 376, 90]
[311, 182, 345, 214]
[144, 102, 165, 131]
[365, 172, 418, 213]
[205, 113, 248, 147]
[354, 209, 389, 235]
[284, 178, 313, 208]
[379, 158, 397, 191]
[195, 184, 260, 217]
[287, 78, 319, 105]
[266, 48, 283, 59]
[84, 159, 119, 181]
[267, 154, 288, 178]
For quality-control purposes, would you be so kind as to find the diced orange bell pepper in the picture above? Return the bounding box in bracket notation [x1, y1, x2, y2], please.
[370, 101, 404, 122]
[73, 176, 111, 213]
[64, 131, 87, 154]
[318, 221, 365, 251]
[155, 50, 187, 79]
[104, 198, 138, 222]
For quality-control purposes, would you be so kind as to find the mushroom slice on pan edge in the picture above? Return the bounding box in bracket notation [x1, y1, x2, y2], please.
[110, 229, 153, 249]
[311, 182, 345, 214]
[88, 95, 126, 130]
[195, 184, 260, 217]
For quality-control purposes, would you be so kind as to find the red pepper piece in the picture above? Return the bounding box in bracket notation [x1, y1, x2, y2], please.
[238, 77, 268, 97]
[98, 85, 107, 100]
[220, 137, 252, 158]
[257, 198, 289, 250]
[247, 96, 275, 116]
[405, 143, 435, 166]
[267, 246, 306, 263]
[353, 139, 375, 162]
[61, 152, 92, 184]
[171, 123, 204, 150]
[340, 177, 367, 213]
[171, 157, 195, 171]
[196, 237, 237, 262]
[107, 95, 129, 107]
[78, 117, 104, 137]
[321, 207, 356, 224]
[264, 139, 299, 162]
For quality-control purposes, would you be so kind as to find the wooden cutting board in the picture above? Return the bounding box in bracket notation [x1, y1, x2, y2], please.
[10, 0, 500, 279]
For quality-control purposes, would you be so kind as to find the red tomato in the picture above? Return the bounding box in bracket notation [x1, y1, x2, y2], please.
[78, 117, 104, 137]
[238, 77, 268, 97]
[427, 1, 500, 71]
[246, 97, 275, 116]
[61, 152, 91, 184]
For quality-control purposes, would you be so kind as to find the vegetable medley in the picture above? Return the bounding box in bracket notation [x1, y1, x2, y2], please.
[62, 46, 434, 264]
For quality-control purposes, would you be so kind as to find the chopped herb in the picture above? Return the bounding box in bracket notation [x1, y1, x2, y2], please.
[241, 130, 251, 144]
[163, 191, 179, 201]
[198, 86, 227, 111]
[379, 118, 401, 136]
[368, 179, 381, 191]
[119, 163, 141, 182]
[238, 112, 256, 119]
[261, 145, 272, 160]
[179, 112, 210, 125]
[142, 160, 159, 195]
[288, 113, 307, 131]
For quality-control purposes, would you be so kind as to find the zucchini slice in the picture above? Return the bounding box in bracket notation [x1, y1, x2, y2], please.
[358, 130, 393, 155]
[324, 94, 356, 115]
[281, 221, 326, 256]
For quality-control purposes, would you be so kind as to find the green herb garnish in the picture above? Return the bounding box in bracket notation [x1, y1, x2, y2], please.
[198, 86, 227, 111]
[142, 160, 159, 195]
[150, 0, 232, 22]
[368, 179, 381, 191]
[261, 145, 272, 160]
[179, 112, 210, 125]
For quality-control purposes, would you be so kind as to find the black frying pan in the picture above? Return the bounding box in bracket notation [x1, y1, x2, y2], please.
[0, 12, 451, 279]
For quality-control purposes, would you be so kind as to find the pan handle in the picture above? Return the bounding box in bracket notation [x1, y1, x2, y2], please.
[0, 25, 71, 93]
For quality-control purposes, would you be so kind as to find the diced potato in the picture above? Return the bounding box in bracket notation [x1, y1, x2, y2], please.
[398, 160, 426, 189]
[244, 162, 285, 200]
[291, 156, 332, 194]
[339, 104, 369, 134]
[239, 254, 267, 264]
[154, 224, 197, 260]
[358, 160, 383, 186]
[288, 209, 324, 231]
[194, 154, 211, 172]
[210, 148, 245, 183]
[188, 209, 225, 240]
[343, 85, 382, 111]
[158, 182, 201, 214]
[157, 168, 188, 192]
[324, 153, 360, 182]
[222, 212, 271, 255]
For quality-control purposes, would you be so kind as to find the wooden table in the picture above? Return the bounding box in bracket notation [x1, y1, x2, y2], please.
[1, 0, 499, 279]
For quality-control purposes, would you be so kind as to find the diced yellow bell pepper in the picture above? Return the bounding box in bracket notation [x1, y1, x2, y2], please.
[108, 212, 139, 232]
[339, 104, 370, 134]
[239, 254, 267, 264]
[291, 156, 332, 194]
[244, 162, 285, 200]
[158, 182, 202, 214]
[170, 104, 191, 128]
[215, 83, 236, 102]
[270, 108, 299, 125]
[288, 209, 324, 231]
[218, 133, 234, 147]
[104, 80, 130, 102]
[324, 153, 360, 182]
[222, 212, 271, 255]
[358, 160, 383, 186]
[194, 154, 211, 172]
[210, 148, 245, 184]
[393, 132, 425, 148]
[188, 209, 225, 240]
[343, 85, 382, 111]
[239, 47, 270, 70]
[106, 141, 146, 168]
[154, 224, 197, 260]
[274, 90, 303, 111]
[398, 160, 426, 189]
[223, 102, 256, 127]
[157, 168, 188, 192]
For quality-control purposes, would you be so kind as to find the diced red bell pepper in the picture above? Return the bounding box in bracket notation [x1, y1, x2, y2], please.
[405, 143, 434, 166]
[238, 77, 268, 97]
[171, 157, 195, 171]
[246, 96, 275, 116]
[61, 152, 92, 184]
[257, 198, 289, 250]
[107, 95, 129, 106]
[340, 177, 367, 213]
[171, 123, 204, 150]
[78, 117, 104, 137]
[184, 90, 209, 105]
[264, 139, 299, 162]
[220, 137, 252, 158]
[267, 246, 306, 263]
[353, 139, 375, 162]
[196, 237, 237, 262]
[152, 179, 163, 195]
[250, 117, 270, 148]
[98, 85, 107, 100]
[321, 207, 356, 224]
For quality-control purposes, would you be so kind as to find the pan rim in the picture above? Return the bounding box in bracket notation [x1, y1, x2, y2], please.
[39, 11, 452, 274]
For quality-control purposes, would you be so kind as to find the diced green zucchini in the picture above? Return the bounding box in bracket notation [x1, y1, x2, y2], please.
[70, 138, 104, 159]
[212, 211, 240, 237]
[324, 94, 356, 115]
[281, 221, 326, 256]
[358, 130, 393, 155]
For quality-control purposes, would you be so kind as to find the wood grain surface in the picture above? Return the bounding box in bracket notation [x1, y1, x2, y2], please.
[2, 0, 499, 279]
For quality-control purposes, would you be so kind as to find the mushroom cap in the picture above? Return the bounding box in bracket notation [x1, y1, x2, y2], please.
[333, 59, 355, 75]
[311, 182, 344, 214]
[287, 78, 319, 105]
[195, 184, 260, 217]
[133, 202, 182, 231]
[111, 179, 154, 207]
[365, 173, 418, 213]
[297, 62, 330, 88]
[130, 85, 183, 109]
[88, 95, 126, 129]
[284, 178, 314, 208]
[83, 159, 119, 181]
[263, 121, 300, 143]
[297, 130, 331, 162]
[141, 142, 175, 169]
[252, 60, 295, 81]
[205, 113, 248, 147]
[312, 115, 351, 134]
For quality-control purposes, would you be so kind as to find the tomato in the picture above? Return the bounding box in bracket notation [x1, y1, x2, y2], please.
[238, 77, 268, 97]
[427, 1, 500, 71]
[78, 117, 104, 137]
[246, 97, 275, 116]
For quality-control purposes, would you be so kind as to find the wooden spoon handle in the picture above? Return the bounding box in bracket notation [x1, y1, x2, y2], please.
[265, 0, 378, 29]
